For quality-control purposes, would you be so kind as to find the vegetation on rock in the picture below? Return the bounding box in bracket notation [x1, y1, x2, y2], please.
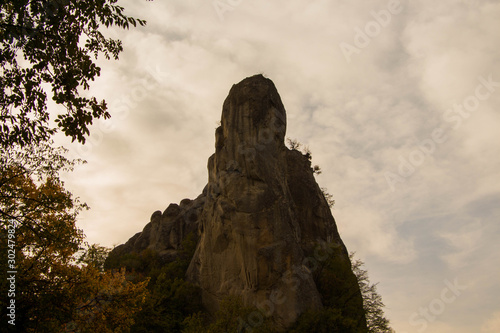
[0, 142, 148, 332]
[104, 237, 394, 333]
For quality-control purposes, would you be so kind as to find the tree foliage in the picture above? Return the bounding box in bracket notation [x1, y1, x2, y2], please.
[105, 241, 394, 333]
[131, 277, 202, 333]
[289, 250, 394, 333]
[312, 244, 368, 332]
[321, 187, 335, 208]
[0, 142, 148, 331]
[288, 308, 358, 333]
[78, 243, 112, 272]
[286, 137, 334, 207]
[286, 137, 313, 162]
[182, 296, 275, 333]
[0, 0, 148, 147]
[63, 266, 149, 333]
[105, 233, 203, 333]
[350, 253, 394, 333]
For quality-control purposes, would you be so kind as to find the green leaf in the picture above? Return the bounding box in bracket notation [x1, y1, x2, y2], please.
[0, 0, 147, 147]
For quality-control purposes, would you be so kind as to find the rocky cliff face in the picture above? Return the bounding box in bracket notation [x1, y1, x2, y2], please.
[107, 194, 205, 263]
[108, 74, 365, 329]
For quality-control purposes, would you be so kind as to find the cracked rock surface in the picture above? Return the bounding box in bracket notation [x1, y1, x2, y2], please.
[108, 74, 364, 329]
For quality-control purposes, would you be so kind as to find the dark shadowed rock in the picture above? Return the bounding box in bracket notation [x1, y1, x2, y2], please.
[186, 74, 362, 328]
[107, 74, 366, 330]
[108, 193, 205, 263]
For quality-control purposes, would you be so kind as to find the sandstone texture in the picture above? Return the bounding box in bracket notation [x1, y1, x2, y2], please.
[108, 193, 205, 263]
[108, 74, 366, 329]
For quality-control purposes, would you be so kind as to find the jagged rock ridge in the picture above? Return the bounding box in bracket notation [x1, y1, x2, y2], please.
[108, 74, 366, 330]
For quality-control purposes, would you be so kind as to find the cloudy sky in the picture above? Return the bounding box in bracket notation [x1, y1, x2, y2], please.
[54, 0, 499, 332]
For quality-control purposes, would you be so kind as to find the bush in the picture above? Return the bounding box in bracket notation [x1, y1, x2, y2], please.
[288, 308, 359, 333]
[131, 277, 202, 333]
[183, 296, 276, 333]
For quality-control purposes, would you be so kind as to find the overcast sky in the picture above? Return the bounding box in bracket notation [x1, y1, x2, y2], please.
[54, 0, 499, 332]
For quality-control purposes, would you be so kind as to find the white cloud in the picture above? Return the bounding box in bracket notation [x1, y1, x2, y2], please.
[438, 220, 483, 268]
[335, 204, 416, 263]
[482, 310, 500, 333]
[402, 1, 500, 108]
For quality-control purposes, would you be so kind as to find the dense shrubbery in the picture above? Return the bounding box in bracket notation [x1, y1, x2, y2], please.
[289, 308, 358, 333]
[105, 235, 394, 333]
[315, 247, 367, 326]
[0, 143, 149, 332]
[131, 277, 202, 332]
[105, 233, 203, 332]
[289, 244, 368, 333]
[183, 296, 276, 333]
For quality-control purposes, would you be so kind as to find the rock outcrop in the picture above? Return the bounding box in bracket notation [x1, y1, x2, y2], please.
[108, 74, 366, 330]
[107, 193, 205, 263]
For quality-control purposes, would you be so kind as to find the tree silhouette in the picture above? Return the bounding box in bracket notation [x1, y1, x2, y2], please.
[350, 253, 395, 333]
[0, 141, 148, 331]
[0, 0, 149, 147]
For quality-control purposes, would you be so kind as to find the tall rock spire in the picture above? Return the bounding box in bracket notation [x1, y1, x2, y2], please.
[186, 74, 362, 328]
[107, 74, 366, 330]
